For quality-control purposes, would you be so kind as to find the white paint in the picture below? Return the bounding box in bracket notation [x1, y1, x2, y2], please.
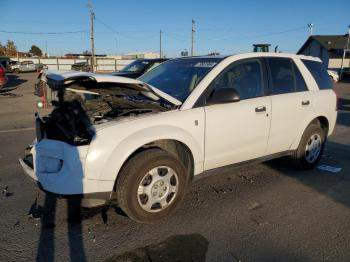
[20, 53, 338, 197]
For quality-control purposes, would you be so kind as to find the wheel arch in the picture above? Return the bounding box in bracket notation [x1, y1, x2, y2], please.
[290, 115, 329, 150]
[93, 125, 203, 191]
[113, 139, 195, 190]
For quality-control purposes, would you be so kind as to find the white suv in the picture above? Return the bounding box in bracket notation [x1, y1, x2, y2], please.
[20, 53, 337, 223]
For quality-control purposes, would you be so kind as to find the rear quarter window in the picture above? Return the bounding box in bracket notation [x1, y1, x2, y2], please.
[302, 59, 332, 90]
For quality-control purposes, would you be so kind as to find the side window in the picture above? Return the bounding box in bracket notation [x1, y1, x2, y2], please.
[301, 59, 332, 90]
[210, 59, 264, 100]
[267, 58, 295, 95]
[292, 62, 308, 92]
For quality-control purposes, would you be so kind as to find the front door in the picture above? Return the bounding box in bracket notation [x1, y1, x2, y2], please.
[204, 58, 271, 170]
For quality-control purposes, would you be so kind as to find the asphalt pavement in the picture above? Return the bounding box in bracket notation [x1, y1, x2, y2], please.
[0, 73, 349, 262]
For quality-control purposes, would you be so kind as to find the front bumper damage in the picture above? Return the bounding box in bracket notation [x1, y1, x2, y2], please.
[19, 139, 112, 207]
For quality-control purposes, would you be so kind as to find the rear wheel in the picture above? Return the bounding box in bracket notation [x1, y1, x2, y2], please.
[291, 123, 326, 169]
[116, 148, 190, 223]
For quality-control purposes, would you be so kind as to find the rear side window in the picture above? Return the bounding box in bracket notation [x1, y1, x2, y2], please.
[293, 62, 308, 92]
[268, 58, 295, 95]
[267, 58, 308, 94]
[302, 59, 332, 90]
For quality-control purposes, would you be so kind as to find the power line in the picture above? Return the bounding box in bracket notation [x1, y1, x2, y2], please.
[195, 26, 307, 43]
[95, 16, 158, 40]
[95, 17, 119, 35]
[0, 30, 88, 35]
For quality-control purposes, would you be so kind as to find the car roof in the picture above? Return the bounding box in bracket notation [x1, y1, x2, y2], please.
[173, 53, 321, 62]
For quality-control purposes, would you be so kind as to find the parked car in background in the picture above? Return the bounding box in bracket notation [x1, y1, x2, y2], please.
[71, 61, 91, 72]
[0, 64, 8, 89]
[10, 60, 47, 73]
[111, 58, 168, 78]
[0, 57, 10, 71]
[20, 53, 337, 223]
[328, 70, 339, 82]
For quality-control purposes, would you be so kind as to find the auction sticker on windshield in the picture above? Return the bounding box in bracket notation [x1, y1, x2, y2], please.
[194, 62, 217, 68]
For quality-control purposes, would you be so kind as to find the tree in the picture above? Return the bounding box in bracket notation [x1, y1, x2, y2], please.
[5, 40, 17, 57]
[30, 45, 43, 57]
[82, 50, 91, 55]
[0, 42, 5, 56]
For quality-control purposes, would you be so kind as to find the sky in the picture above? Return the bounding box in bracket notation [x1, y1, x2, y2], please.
[0, 0, 349, 57]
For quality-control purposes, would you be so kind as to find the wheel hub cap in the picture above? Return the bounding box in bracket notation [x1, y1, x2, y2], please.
[305, 133, 322, 163]
[137, 166, 178, 213]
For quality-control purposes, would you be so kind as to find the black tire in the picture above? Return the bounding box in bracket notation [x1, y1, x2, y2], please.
[291, 123, 326, 170]
[116, 148, 190, 223]
[14, 68, 20, 74]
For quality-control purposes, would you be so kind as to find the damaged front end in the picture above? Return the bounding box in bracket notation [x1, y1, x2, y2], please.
[19, 71, 180, 201]
[37, 72, 177, 146]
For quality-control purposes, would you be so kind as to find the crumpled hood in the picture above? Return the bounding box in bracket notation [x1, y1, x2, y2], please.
[45, 70, 182, 106]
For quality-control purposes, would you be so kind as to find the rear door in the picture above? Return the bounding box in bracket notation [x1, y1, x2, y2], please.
[265, 57, 313, 155]
[204, 58, 271, 170]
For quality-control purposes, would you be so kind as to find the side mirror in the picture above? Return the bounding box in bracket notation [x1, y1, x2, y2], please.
[207, 88, 240, 105]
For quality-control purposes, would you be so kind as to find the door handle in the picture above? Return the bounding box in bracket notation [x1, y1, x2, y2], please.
[255, 106, 266, 113]
[302, 100, 310, 106]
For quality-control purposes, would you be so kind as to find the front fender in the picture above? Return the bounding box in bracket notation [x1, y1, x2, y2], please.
[84, 109, 205, 189]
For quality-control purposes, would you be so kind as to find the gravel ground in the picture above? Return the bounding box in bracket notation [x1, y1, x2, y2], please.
[0, 73, 349, 262]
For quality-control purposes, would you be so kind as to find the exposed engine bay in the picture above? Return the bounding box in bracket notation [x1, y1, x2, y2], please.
[39, 77, 174, 146]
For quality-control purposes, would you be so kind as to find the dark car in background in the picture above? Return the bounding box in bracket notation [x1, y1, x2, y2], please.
[0, 57, 10, 71]
[111, 58, 168, 79]
[71, 61, 91, 72]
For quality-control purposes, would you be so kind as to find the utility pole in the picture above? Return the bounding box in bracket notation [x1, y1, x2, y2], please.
[115, 38, 118, 55]
[191, 19, 195, 56]
[159, 30, 162, 58]
[45, 41, 48, 57]
[340, 25, 350, 80]
[87, 1, 95, 72]
[308, 23, 314, 36]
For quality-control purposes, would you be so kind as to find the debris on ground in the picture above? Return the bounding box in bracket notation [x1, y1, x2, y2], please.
[248, 201, 263, 211]
[0, 92, 23, 98]
[318, 164, 342, 173]
[250, 214, 266, 226]
[238, 175, 254, 183]
[13, 220, 20, 228]
[2, 186, 14, 197]
[211, 185, 219, 194]
[229, 252, 242, 262]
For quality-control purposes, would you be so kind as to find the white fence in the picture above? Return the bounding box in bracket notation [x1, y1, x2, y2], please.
[10, 57, 134, 72]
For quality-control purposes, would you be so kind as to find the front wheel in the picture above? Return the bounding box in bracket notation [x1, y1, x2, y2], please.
[291, 123, 326, 169]
[116, 148, 190, 223]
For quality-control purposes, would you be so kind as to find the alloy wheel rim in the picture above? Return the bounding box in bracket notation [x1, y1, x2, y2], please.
[305, 133, 322, 163]
[137, 166, 179, 213]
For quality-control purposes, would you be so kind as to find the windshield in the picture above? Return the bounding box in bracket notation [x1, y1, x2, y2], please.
[121, 60, 150, 72]
[138, 57, 222, 102]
